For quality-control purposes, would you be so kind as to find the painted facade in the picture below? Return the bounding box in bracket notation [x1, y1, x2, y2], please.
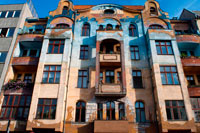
[0, 0, 200, 132]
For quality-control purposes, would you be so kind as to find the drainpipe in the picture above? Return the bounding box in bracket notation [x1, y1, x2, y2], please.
[141, 13, 159, 133]
[63, 10, 77, 133]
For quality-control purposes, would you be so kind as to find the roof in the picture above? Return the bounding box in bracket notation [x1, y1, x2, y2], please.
[73, 5, 144, 10]
[192, 11, 200, 16]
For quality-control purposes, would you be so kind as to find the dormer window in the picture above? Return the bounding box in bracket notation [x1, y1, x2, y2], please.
[104, 9, 115, 15]
[62, 6, 68, 15]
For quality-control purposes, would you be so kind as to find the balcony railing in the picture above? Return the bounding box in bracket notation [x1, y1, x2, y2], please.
[12, 57, 39, 66]
[181, 57, 200, 67]
[188, 86, 200, 97]
[99, 53, 121, 63]
[176, 34, 200, 43]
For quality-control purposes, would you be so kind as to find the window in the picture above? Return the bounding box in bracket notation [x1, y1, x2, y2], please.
[7, 28, 15, 37]
[7, 11, 14, 18]
[48, 40, 65, 54]
[14, 11, 21, 17]
[0, 52, 7, 62]
[0, 95, 31, 120]
[149, 24, 164, 29]
[16, 74, 22, 81]
[97, 103, 103, 120]
[130, 46, 140, 60]
[78, 70, 88, 88]
[82, 23, 90, 36]
[75, 101, 86, 122]
[104, 9, 115, 14]
[119, 103, 125, 120]
[135, 101, 146, 123]
[0, 28, 8, 37]
[106, 24, 113, 30]
[24, 74, 32, 83]
[160, 66, 180, 85]
[117, 72, 121, 83]
[62, 6, 68, 15]
[29, 50, 38, 57]
[56, 23, 70, 29]
[99, 25, 104, 30]
[186, 75, 195, 86]
[0, 11, 7, 18]
[190, 98, 200, 122]
[80, 45, 89, 60]
[36, 99, 57, 119]
[100, 72, 103, 82]
[106, 71, 114, 83]
[116, 25, 121, 30]
[165, 100, 187, 121]
[106, 102, 115, 120]
[129, 24, 137, 37]
[42, 65, 61, 83]
[155, 41, 173, 55]
[132, 70, 143, 88]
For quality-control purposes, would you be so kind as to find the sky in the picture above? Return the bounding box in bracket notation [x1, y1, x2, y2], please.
[0, 0, 200, 18]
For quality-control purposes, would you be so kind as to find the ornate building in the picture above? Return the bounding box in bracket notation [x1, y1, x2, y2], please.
[0, 0, 200, 132]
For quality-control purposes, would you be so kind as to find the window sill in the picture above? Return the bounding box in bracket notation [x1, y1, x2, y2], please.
[167, 120, 188, 122]
[157, 54, 174, 56]
[41, 82, 60, 84]
[162, 84, 180, 86]
[34, 118, 55, 120]
[71, 122, 87, 125]
[46, 53, 63, 54]
[133, 87, 144, 89]
[131, 59, 140, 61]
[76, 87, 88, 89]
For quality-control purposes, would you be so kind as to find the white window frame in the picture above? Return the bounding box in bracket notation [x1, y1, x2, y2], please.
[5, 11, 8, 18]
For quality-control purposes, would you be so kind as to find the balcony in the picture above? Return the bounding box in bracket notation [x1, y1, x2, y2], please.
[94, 120, 128, 133]
[181, 57, 200, 67]
[19, 33, 44, 42]
[188, 86, 200, 97]
[12, 57, 39, 66]
[95, 83, 126, 97]
[176, 34, 200, 43]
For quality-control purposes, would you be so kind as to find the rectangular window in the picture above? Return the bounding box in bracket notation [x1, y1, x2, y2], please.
[7, 28, 15, 37]
[106, 70, 114, 83]
[117, 72, 121, 83]
[0, 95, 32, 120]
[132, 70, 143, 88]
[36, 99, 57, 119]
[0, 52, 7, 62]
[0, 28, 8, 37]
[130, 46, 140, 60]
[160, 66, 180, 85]
[48, 40, 65, 54]
[80, 45, 89, 60]
[14, 10, 21, 17]
[186, 75, 195, 86]
[0, 11, 7, 18]
[24, 74, 32, 83]
[100, 72, 103, 82]
[190, 98, 200, 122]
[156, 41, 173, 55]
[78, 70, 88, 88]
[7, 11, 14, 18]
[97, 103, 103, 120]
[165, 100, 187, 121]
[42, 65, 61, 83]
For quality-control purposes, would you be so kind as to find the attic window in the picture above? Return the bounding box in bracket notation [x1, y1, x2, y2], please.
[150, 7, 157, 16]
[62, 6, 68, 15]
[104, 9, 115, 15]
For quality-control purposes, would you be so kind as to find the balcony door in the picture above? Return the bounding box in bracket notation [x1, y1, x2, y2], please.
[106, 102, 115, 120]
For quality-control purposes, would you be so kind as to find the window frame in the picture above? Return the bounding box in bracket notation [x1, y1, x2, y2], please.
[75, 101, 86, 122]
[160, 66, 180, 85]
[165, 100, 187, 121]
[80, 45, 89, 60]
[81, 23, 90, 36]
[119, 102, 125, 120]
[77, 70, 88, 88]
[42, 65, 61, 84]
[129, 24, 137, 37]
[135, 101, 146, 123]
[0, 95, 32, 120]
[132, 70, 143, 89]
[155, 41, 173, 55]
[106, 101, 115, 120]
[36, 99, 57, 119]
[47, 39, 65, 54]
[130, 46, 140, 60]
[97, 103, 103, 120]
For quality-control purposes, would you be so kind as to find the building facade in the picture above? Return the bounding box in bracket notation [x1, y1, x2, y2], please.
[0, 0, 200, 132]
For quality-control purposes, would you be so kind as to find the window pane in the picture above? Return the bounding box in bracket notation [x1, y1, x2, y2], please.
[141, 110, 146, 122]
[44, 99, 51, 105]
[180, 108, 187, 120]
[52, 99, 57, 105]
[75, 108, 80, 122]
[8, 96, 14, 106]
[78, 77, 82, 88]
[19, 96, 25, 106]
[48, 72, 55, 83]
[48, 45, 53, 53]
[26, 96, 32, 106]
[11, 108, 17, 119]
[53, 45, 59, 53]
[56, 66, 61, 71]
[166, 108, 172, 120]
[42, 72, 48, 83]
[0, 52, 7, 62]
[7, 28, 15, 37]
[136, 109, 140, 122]
[36, 106, 42, 118]
[38, 99, 44, 105]
[7, 11, 14, 18]
[161, 73, 167, 84]
[17, 108, 23, 118]
[50, 106, 56, 119]
[5, 108, 11, 118]
[3, 96, 8, 106]
[55, 72, 60, 83]
[60, 44, 64, 54]
[23, 108, 29, 119]
[14, 11, 21, 17]
[50, 66, 56, 71]
[83, 77, 87, 88]
[0, 11, 7, 18]
[0, 108, 6, 118]
[167, 73, 173, 84]
[43, 106, 50, 119]
[156, 46, 161, 54]
[173, 73, 180, 84]
[167, 46, 173, 54]
[14, 96, 19, 105]
[173, 108, 179, 120]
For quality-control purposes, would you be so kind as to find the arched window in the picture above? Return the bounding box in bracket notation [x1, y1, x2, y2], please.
[75, 101, 86, 122]
[149, 2, 158, 16]
[104, 9, 115, 14]
[119, 102, 125, 120]
[56, 23, 70, 29]
[106, 101, 115, 120]
[106, 24, 113, 30]
[99, 25, 104, 30]
[62, 6, 68, 15]
[129, 24, 137, 37]
[115, 25, 121, 30]
[82, 23, 90, 36]
[149, 24, 164, 29]
[135, 101, 146, 123]
[150, 7, 156, 13]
